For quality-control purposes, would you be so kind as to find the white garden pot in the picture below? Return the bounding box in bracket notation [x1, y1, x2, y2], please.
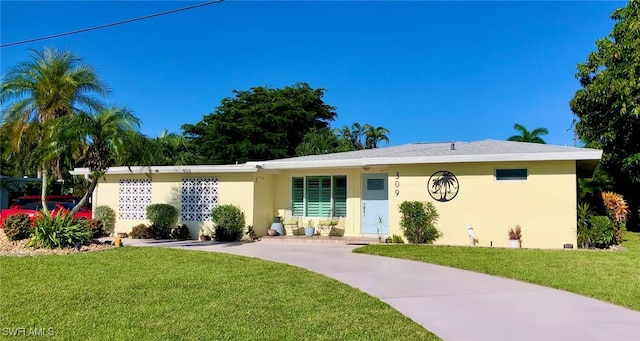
[509, 239, 521, 248]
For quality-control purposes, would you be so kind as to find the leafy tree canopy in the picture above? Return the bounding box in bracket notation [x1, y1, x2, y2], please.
[182, 82, 337, 164]
[570, 0, 640, 230]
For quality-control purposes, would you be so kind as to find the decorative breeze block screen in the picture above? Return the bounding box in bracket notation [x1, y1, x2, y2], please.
[118, 179, 152, 220]
[181, 178, 218, 221]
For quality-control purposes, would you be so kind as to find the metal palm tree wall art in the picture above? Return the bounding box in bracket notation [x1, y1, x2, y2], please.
[428, 171, 459, 202]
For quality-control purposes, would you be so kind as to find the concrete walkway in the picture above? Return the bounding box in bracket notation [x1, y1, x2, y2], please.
[121, 239, 640, 341]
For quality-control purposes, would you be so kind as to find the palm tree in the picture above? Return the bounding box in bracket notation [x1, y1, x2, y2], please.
[507, 124, 548, 144]
[155, 129, 197, 165]
[363, 125, 390, 149]
[59, 106, 141, 215]
[1, 48, 109, 206]
[350, 122, 365, 150]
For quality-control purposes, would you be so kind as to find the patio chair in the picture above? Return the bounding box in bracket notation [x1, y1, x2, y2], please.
[318, 218, 339, 236]
[283, 217, 300, 236]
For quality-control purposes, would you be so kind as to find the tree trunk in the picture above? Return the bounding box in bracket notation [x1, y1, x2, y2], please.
[40, 166, 49, 213]
[70, 174, 98, 217]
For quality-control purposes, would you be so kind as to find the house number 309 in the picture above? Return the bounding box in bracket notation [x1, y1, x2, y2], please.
[395, 172, 400, 196]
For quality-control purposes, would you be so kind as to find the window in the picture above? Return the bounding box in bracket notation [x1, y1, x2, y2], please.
[367, 178, 384, 190]
[496, 169, 528, 181]
[292, 175, 347, 217]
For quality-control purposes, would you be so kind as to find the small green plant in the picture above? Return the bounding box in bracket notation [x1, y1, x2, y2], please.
[391, 234, 404, 243]
[245, 225, 259, 241]
[398, 201, 441, 244]
[146, 204, 178, 239]
[2, 213, 32, 241]
[211, 204, 245, 242]
[130, 224, 153, 239]
[94, 206, 116, 236]
[27, 212, 92, 249]
[171, 224, 191, 240]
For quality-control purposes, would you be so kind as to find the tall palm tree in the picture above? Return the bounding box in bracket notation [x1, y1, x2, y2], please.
[59, 106, 141, 215]
[363, 124, 390, 149]
[1, 48, 109, 206]
[350, 122, 366, 150]
[507, 124, 548, 144]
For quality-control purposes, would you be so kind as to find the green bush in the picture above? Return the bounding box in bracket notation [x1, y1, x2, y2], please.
[146, 204, 178, 239]
[87, 219, 108, 239]
[211, 205, 245, 242]
[171, 224, 191, 240]
[589, 216, 616, 249]
[2, 213, 32, 241]
[399, 201, 441, 244]
[94, 206, 116, 236]
[146, 204, 178, 227]
[130, 224, 153, 239]
[27, 212, 92, 249]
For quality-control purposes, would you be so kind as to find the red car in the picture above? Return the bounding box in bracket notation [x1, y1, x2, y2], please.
[10, 195, 85, 209]
[0, 202, 92, 227]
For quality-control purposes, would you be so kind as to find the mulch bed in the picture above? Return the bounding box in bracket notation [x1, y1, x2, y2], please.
[0, 229, 114, 256]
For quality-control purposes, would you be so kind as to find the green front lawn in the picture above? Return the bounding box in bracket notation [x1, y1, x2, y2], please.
[0, 247, 437, 340]
[354, 231, 640, 311]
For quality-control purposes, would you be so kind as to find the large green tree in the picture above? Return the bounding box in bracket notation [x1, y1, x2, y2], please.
[1, 48, 109, 206]
[570, 0, 640, 231]
[506, 123, 548, 144]
[182, 83, 337, 164]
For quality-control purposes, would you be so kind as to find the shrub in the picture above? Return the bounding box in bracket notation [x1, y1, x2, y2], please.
[146, 204, 178, 239]
[391, 234, 405, 243]
[87, 219, 108, 239]
[589, 216, 616, 249]
[211, 204, 245, 242]
[130, 224, 153, 239]
[146, 204, 178, 227]
[398, 201, 441, 244]
[94, 206, 116, 236]
[27, 212, 92, 249]
[3, 213, 32, 241]
[171, 224, 191, 240]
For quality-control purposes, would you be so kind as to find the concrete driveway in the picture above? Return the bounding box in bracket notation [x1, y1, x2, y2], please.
[122, 239, 640, 341]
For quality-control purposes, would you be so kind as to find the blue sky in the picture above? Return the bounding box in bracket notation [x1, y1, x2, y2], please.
[1, 1, 627, 147]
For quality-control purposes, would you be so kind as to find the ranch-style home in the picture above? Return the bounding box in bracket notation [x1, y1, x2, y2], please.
[71, 140, 602, 249]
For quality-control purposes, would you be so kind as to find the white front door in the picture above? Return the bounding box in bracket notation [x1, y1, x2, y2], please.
[361, 174, 388, 234]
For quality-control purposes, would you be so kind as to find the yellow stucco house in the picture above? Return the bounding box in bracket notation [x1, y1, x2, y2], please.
[71, 140, 601, 249]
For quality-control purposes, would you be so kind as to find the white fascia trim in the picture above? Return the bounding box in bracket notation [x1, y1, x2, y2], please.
[260, 151, 603, 170]
[70, 164, 259, 176]
[362, 151, 604, 166]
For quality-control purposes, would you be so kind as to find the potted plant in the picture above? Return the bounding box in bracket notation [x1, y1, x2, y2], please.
[273, 212, 282, 224]
[508, 225, 522, 248]
[271, 212, 283, 235]
[304, 220, 315, 237]
[199, 227, 211, 241]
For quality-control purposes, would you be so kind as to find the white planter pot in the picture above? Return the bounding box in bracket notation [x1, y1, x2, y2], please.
[304, 227, 315, 237]
[509, 239, 521, 248]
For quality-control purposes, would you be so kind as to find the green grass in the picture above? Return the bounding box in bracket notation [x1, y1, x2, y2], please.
[355, 231, 640, 311]
[0, 247, 437, 340]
